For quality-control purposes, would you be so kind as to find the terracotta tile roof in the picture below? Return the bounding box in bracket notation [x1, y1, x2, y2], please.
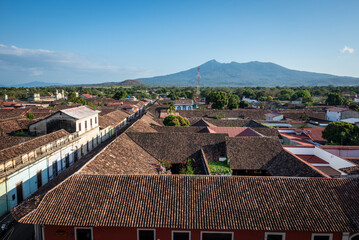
[303, 128, 326, 144]
[191, 119, 216, 127]
[227, 137, 283, 170]
[81, 94, 93, 99]
[0, 129, 70, 163]
[191, 119, 265, 128]
[99, 110, 129, 129]
[253, 127, 279, 137]
[177, 109, 326, 121]
[79, 133, 159, 175]
[327, 107, 350, 112]
[0, 109, 26, 121]
[296, 155, 329, 164]
[0, 136, 34, 151]
[17, 174, 359, 232]
[207, 127, 262, 138]
[152, 126, 207, 133]
[0, 119, 38, 135]
[179, 109, 268, 120]
[127, 132, 227, 164]
[262, 150, 327, 177]
[340, 166, 359, 175]
[126, 115, 160, 133]
[107, 102, 122, 106]
[344, 158, 359, 165]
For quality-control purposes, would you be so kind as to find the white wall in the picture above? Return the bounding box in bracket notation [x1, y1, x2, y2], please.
[325, 149, 359, 158]
[76, 114, 99, 135]
[326, 111, 341, 122]
[314, 147, 356, 171]
[284, 147, 315, 155]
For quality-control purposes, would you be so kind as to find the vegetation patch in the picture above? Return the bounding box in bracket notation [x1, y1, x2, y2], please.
[208, 160, 232, 175]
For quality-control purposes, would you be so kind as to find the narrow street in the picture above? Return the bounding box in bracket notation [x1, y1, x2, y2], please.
[0, 114, 144, 240]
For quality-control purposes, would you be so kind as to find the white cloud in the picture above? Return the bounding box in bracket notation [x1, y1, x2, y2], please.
[0, 44, 151, 83]
[28, 68, 44, 76]
[340, 46, 354, 54]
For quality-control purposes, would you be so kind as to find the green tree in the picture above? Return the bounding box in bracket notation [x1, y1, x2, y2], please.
[163, 115, 190, 127]
[239, 100, 249, 108]
[322, 122, 359, 145]
[151, 93, 158, 99]
[139, 92, 150, 99]
[349, 104, 359, 112]
[113, 90, 128, 100]
[167, 101, 176, 114]
[27, 112, 34, 119]
[211, 91, 229, 109]
[325, 93, 344, 106]
[243, 89, 254, 98]
[178, 116, 190, 126]
[163, 115, 177, 126]
[227, 94, 239, 110]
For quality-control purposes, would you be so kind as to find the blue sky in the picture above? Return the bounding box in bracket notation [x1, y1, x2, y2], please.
[0, 0, 358, 85]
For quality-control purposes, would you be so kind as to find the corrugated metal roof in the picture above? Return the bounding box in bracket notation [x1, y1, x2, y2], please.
[61, 106, 100, 119]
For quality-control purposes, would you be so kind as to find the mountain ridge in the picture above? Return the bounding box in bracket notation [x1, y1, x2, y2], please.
[135, 60, 359, 87]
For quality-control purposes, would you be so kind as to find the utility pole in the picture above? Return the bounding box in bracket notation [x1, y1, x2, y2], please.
[196, 67, 201, 101]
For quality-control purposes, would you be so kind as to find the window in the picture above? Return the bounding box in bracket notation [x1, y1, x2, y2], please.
[65, 154, 70, 168]
[201, 232, 233, 240]
[78, 123, 81, 132]
[90, 118, 93, 127]
[312, 234, 333, 240]
[85, 121, 87, 130]
[172, 231, 190, 240]
[16, 182, 24, 205]
[52, 161, 58, 177]
[37, 170, 42, 189]
[265, 232, 285, 240]
[138, 229, 155, 240]
[75, 227, 93, 240]
[95, 117, 97, 124]
[74, 149, 79, 162]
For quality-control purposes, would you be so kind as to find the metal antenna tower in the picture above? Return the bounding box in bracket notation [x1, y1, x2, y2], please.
[196, 67, 201, 99]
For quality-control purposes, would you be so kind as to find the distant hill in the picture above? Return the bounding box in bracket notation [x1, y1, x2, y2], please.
[135, 60, 359, 87]
[78, 79, 146, 87]
[11, 81, 64, 88]
[118, 80, 146, 86]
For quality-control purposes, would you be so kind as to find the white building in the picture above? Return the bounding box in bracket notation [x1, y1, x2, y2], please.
[0, 130, 79, 216]
[29, 106, 100, 136]
[174, 99, 194, 110]
[265, 112, 284, 121]
[326, 107, 359, 122]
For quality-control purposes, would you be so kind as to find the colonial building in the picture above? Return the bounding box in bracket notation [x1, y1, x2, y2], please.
[14, 174, 359, 240]
[29, 106, 100, 136]
[0, 130, 79, 216]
